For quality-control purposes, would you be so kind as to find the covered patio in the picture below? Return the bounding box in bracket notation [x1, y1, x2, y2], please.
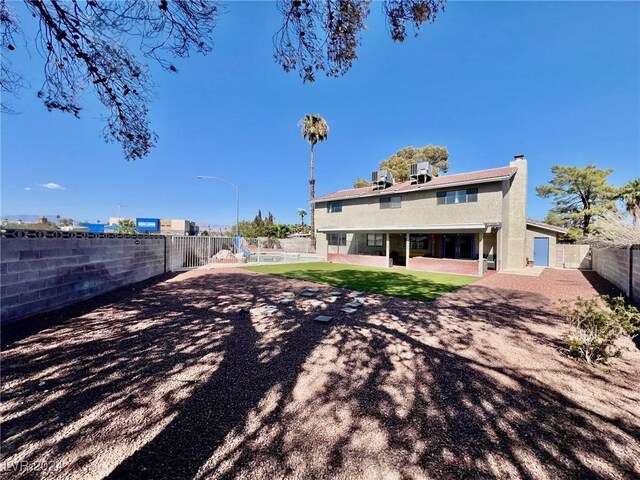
[319, 224, 501, 276]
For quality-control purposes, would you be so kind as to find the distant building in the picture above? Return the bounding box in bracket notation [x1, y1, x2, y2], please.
[87, 217, 198, 235]
[60, 226, 89, 232]
[80, 223, 106, 233]
[159, 219, 198, 236]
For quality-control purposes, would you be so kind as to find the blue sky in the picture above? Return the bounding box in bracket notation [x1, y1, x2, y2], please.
[1, 1, 639, 225]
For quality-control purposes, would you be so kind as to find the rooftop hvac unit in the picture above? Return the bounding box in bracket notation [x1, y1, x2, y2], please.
[371, 169, 394, 189]
[410, 161, 433, 184]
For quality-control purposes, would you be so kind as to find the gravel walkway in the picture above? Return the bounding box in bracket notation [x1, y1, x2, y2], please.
[1, 268, 639, 479]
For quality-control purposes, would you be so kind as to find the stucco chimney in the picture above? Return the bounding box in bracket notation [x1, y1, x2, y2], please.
[502, 154, 528, 270]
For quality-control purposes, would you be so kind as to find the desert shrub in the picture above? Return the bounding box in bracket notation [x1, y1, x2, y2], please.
[561, 296, 635, 364]
[607, 296, 640, 339]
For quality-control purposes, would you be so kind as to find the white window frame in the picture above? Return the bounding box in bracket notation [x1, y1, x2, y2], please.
[380, 195, 402, 209]
[366, 233, 384, 247]
[327, 202, 343, 213]
[328, 233, 346, 246]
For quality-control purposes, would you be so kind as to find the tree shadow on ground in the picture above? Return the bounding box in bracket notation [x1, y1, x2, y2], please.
[1, 272, 182, 349]
[579, 269, 631, 299]
[2, 270, 639, 479]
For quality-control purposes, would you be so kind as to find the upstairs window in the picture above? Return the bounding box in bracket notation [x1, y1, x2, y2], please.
[327, 202, 342, 213]
[380, 195, 402, 209]
[367, 233, 384, 247]
[437, 188, 479, 205]
[328, 233, 346, 246]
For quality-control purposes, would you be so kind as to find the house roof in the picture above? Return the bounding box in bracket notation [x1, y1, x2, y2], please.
[314, 165, 518, 203]
[526, 219, 568, 234]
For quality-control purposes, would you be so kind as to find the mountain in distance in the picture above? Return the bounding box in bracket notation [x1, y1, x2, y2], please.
[197, 223, 232, 233]
[1, 214, 62, 224]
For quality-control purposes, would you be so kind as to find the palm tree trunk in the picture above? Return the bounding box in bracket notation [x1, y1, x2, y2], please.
[309, 143, 315, 241]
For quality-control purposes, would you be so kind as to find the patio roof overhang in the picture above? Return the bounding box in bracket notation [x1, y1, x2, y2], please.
[317, 223, 488, 234]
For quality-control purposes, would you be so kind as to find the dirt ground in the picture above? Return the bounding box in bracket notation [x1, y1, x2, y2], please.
[1, 268, 639, 480]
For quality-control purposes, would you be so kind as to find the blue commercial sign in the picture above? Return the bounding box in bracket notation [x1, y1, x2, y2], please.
[80, 223, 105, 233]
[136, 218, 160, 232]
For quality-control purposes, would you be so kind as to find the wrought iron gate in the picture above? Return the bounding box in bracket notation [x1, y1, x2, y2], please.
[170, 236, 235, 271]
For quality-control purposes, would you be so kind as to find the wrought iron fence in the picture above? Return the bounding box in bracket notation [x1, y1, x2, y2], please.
[170, 236, 318, 270]
[170, 236, 235, 271]
[239, 237, 317, 264]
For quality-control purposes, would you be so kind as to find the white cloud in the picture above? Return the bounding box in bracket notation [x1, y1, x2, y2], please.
[24, 187, 33, 191]
[41, 183, 66, 190]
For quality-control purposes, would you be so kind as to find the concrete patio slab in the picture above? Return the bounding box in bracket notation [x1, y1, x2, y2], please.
[500, 266, 546, 277]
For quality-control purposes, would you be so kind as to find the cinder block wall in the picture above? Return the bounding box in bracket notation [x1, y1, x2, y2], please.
[592, 247, 632, 297]
[1, 237, 167, 324]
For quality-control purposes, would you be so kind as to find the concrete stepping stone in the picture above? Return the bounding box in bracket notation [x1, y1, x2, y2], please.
[300, 291, 316, 297]
[314, 315, 332, 323]
[263, 306, 279, 315]
[329, 290, 343, 296]
[282, 291, 295, 298]
[344, 301, 361, 308]
[349, 291, 364, 297]
[340, 307, 358, 314]
[279, 299, 295, 305]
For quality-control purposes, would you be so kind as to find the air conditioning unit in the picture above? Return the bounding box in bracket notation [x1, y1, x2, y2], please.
[372, 169, 394, 189]
[410, 161, 433, 184]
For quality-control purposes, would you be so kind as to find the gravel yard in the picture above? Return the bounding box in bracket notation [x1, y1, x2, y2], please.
[2, 268, 639, 479]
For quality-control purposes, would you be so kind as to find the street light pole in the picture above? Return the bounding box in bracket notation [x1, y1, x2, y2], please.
[117, 204, 128, 223]
[196, 176, 240, 240]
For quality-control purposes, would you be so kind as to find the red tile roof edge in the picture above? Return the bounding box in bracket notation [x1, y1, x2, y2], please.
[314, 165, 518, 202]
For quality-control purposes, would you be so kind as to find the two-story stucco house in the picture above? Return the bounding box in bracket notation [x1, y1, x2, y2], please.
[313, 155, 566, 276]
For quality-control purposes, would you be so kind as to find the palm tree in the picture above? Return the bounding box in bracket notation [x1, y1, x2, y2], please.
[297, 208, 307, 226]
[619, 179, 640, 226]
[299, 114, 329, 240]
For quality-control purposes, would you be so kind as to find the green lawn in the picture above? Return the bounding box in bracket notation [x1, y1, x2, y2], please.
[243, 262, 478, 302]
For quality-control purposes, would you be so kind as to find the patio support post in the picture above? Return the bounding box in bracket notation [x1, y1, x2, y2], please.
[478, 231, 484, 276]
[406, 233, 410, 269]
[386, 233, 391, 267]
[496, 229, 502, 272]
